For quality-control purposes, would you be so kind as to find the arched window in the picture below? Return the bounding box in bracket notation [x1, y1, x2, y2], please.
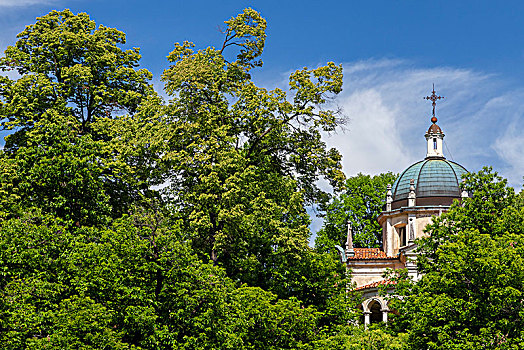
[369, 300, 383, 324]
[433, 137, 437, 150]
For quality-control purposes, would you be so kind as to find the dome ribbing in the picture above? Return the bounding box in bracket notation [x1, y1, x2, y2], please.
[391, 159, 467, 205]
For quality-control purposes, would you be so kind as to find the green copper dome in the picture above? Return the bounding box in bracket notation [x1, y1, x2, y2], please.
[391, 158, 468, 207]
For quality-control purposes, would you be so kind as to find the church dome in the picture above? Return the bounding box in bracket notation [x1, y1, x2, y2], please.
[391, 158, 467, 209]
[385, 86, 469, 210]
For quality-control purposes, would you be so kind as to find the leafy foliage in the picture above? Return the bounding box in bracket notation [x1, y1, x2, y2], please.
[0, 112, 111, 224]
[155, 7, 346, 302]
[0, 8, 369, 349]
[0, 212, 351, 349]
[306, 325, 408, 350]
[0, 9, 152, 133]
[0, 10, 158, 225]
[316, 172, 397, 250]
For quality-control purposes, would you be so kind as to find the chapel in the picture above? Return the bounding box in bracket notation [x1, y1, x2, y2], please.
[341, 87, 468, 325]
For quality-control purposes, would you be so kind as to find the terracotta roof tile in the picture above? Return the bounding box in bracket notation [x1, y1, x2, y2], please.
[355, 279, 397, 291]
[347, 248, 397, 260]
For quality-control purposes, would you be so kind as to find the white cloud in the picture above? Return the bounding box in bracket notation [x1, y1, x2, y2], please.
[326, 88, 411, 176]
[263, 59, 524, 236]
[494, 131, 524, 190]
[493, 108, 524, 190]
[322, 59, 523, 189]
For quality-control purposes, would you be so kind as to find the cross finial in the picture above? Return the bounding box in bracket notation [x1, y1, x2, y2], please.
[424, 84, 444, 121]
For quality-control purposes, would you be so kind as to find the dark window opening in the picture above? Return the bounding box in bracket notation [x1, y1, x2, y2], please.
[399, 226, 406, 247]
[433, 138, 437, 150]
[370, 301, 382, 324]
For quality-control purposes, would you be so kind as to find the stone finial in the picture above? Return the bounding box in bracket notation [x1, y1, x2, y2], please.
[386, 184, 392, 212]
[461, 179, 469, 206]
[461, 179, 469, 199]
[408, 179, 416, 207]
[346, 222, 355, 258]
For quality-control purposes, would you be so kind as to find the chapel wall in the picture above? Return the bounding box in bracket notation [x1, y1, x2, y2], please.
[415, 216, 434, 239]
[381, 209, 448, 256]
[349, 260, 405, 288]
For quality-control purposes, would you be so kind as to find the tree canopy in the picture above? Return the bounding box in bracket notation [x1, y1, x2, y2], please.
[0, 213, 336, 349]
[315, 172, 397, 251]
[0, 9, 158, 225]
[0, 8, 379, 349]
[151, 7, 347, 302]
[0, 9, 152, 133]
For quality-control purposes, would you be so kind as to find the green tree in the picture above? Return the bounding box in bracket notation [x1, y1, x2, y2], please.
[156, 8, 347, 302]
[316, 172, 397, 251]
[0, 8, 359, 348]
[0, 9, 157, 224]
[0, 9, 152, 134]
[389, 167, 524, 349]
[0, 112, 113, 225]
[0, 211, 342, 349]
[307, 325, 408, 350]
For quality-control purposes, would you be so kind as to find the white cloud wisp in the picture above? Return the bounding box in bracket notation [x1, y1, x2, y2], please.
[324, 59, 523, 189]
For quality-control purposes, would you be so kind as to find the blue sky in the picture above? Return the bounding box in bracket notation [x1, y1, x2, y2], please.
[1, 1, 523, 211]
[4, 0, 524, 77]
[3, 1, 524, 82]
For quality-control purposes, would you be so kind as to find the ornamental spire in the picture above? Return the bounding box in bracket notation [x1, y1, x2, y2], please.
[424, 84, 444, 123]
[424, 85, 445, 158]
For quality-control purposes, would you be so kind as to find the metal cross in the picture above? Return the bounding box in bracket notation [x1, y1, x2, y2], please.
[424, 84, 444, 117]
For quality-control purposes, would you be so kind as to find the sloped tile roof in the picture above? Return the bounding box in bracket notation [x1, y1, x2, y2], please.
[355, 279, 397, 291]
[348, 248, 397, 260]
